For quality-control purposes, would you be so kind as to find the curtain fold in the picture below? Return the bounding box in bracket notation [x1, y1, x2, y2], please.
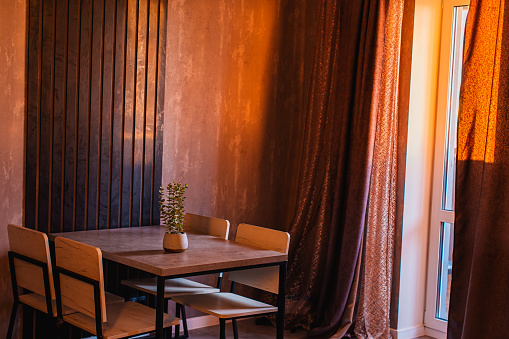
[355, 0, 402, 337]
[449, 0, 509, 338]
[284, 0, 403, 337]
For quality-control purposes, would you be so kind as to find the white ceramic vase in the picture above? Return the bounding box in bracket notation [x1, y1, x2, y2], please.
[163, 232, 188, 253]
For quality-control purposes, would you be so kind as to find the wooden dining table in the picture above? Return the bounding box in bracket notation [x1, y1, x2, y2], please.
[49, 225, 288, 339]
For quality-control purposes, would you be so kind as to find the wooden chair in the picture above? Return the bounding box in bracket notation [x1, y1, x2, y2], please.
[6, 224, 125, 339]
[171, 223, 290, 339]
[121, 213, 230, 337]
[53, 236, 180, 339]
[7, 224, 56, 339]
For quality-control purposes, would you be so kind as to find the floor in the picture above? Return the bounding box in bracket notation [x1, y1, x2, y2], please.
[187, 318, 307, 338]
[186, 318, 434, 338]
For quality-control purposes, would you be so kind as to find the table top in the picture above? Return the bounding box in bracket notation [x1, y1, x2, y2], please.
[49, 226, 288, 277]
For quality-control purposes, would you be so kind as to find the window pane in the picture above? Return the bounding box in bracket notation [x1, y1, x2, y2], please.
[442, 6, 469, 211]
[437, 222, 454, 320]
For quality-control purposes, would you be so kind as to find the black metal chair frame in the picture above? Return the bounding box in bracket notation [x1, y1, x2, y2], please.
[7, 251, 54, 339]
[174, 261, 288, 339]
[54, 265, 176, 339]
[172, 275, 223, 338]
[53, 266, 104, 339]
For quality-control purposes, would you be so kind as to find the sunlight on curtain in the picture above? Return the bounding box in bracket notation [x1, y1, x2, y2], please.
[354, 0, 404, 338]
[449, 0, 509, 338]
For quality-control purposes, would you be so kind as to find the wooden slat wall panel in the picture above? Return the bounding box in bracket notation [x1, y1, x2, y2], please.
[153, 0, 165, 225]
[24, 0, 167, 330]
[142, 0, 157, 226]
[25, 0, 165, 233]
[25, 1, 166, 335]
[132, 0, 146, 228]
[38, 0, 54, 235]
[111, 0, 127, 228]
[63, 0, 80, 233]
[51, 0, 68, 233]
[122, 0, 136, 227]
[25, 0, 41, 233]
[76, 0, 91, 231]
[99, 0, 116, 229]
[87, 0, 103, 230]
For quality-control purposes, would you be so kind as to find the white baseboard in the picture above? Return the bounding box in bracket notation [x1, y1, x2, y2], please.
[390, 325, 447, 339]
[390, 325, 425, 339]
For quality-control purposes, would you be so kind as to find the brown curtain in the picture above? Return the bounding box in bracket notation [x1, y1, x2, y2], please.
[284, 0, 403, 337]
[449, 0, 509, 338]
[354, 0, 403, 337]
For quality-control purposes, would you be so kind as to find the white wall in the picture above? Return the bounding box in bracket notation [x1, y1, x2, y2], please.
[395, 0, 442, 337]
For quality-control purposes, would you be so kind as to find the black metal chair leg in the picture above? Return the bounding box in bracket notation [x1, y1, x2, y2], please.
[163, 299, 170, 339]
[232, 318, 239, 339]
[219, 319, 226, 339]
[6, 301, 18, 339]
[181, 305, 189, 338]
[175, 303, 181, 338]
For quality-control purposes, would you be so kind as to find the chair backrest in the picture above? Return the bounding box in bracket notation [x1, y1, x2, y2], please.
[184, 213, 230, 240]
[54, 237, 107, 323]
[7, 224, 55, 302]
[229, 223, 290, 294]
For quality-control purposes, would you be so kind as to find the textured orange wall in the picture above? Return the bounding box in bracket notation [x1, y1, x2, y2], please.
[162, 0, 317, 235]
[0, 0, 26, 337]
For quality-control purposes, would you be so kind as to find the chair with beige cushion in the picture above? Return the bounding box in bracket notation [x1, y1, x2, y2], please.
[121, 213, 230, 337]
[171, 223, 290, 339]
[54, 236, 180, 339]
[6, 224, 124, 339]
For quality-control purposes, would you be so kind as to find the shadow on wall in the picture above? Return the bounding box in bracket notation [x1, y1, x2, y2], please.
[163, 0, 318, 236]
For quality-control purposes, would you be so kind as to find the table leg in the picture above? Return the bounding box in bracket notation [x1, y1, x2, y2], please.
[156, 275, 165, 339]
[276, 261, 287, 339]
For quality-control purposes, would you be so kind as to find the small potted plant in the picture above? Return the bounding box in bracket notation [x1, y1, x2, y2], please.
[159, 181, 189, 252]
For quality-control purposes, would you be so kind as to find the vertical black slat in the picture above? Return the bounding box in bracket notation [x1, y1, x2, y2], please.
[132, 0, 148, 227]
[152, 0, 166, 226]
[121, 0, 137, 228]
[38, 0, 55, 234]
[99, 0, 116, 229]
[141, 0, 157, 226]
[146, 0, 160, 226]
[88, 0, 104, 230]
[85, 0, 95, 230]
[35, 0, 43, 233]
[75, 0, 92, 231]
[26, 0, 41, 231]
[110, 0, 127, 229]
[46, 0, 57, 234]
[63, 0, 80, 233]
[130, 0, 141, 227]
[52, 0, 67, 233]
[72, 0, 82, 233]
[61, 0, 70, 232]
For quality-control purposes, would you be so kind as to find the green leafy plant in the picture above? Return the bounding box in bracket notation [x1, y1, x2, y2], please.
[159, 182, 188, 234]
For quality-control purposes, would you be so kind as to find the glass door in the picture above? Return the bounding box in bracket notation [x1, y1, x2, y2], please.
[425, 1, 468, 333]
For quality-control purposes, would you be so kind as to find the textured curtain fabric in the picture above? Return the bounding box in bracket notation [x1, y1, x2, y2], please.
[354, 0, 403, 338]
[284, 0, 403, 337]
[449, 1, 509, 338]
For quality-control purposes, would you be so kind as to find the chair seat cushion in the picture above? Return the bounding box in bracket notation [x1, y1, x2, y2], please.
[63, 301, 179, 339]
[171, 292, 277, 319]
[121, 277, 219, 298]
